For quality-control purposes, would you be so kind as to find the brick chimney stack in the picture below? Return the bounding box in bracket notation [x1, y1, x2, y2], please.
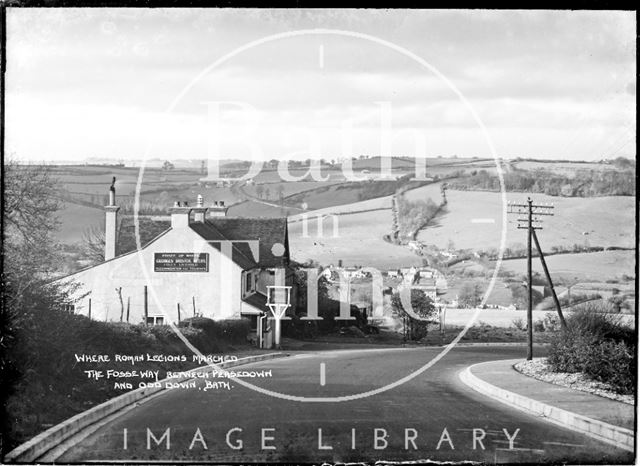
[169, 201, 191, 229]
[193, 194, 208, 223]
[104, 177, 119, 261]
[209, 200, 228, 218]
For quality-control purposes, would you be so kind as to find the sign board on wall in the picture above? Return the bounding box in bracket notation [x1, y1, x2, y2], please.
[154, 253, 209, 272]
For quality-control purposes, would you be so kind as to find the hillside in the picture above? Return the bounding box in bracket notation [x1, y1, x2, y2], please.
[287, 208, 422, 269]
[407, 187, 635, 252]
[497, 250, 635, 283]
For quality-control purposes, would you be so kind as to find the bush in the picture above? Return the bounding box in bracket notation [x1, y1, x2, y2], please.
[511, 318, 525, 331]
[532, 320, 545, 332]
[178, 318, 250, 349]
[547, 304, 636, 394]
[541, 312, 560, 331]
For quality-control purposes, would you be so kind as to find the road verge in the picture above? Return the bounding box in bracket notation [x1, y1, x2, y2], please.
[4, 352, 288, 463]
[459, 359, 634, 452]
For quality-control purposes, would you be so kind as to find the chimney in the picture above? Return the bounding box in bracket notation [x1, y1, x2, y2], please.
[104, 178, 119, 261]
[192, 194, 208, 223]
[169, 201, 191, 228]
[209, 200, 228, 218]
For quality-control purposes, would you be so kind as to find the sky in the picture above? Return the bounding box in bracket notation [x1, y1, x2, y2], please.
[5, 9, 636, 163]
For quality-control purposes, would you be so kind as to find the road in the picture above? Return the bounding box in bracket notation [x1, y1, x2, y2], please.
[57, 345, 631, 463]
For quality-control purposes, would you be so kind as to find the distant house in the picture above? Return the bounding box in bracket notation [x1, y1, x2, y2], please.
[412, 279, 437, 301]
[320, 267, 341, 282]
[408, 241, 422, 252]
[340, 267, 368, 280]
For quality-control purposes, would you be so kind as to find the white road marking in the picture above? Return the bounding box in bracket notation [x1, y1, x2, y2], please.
[320, 362, 326, 386]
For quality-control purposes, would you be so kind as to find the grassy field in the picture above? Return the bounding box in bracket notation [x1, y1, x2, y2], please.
[497, 250, 636, 283]
[228, 201, 295, 218]
[404, 187, 635, 252]
[56, 202, 104, 244]
[288, 208, 422, 269]
[512, 160, 619, 175]
[242, 180, 343, 200]
[288, 195, 392, 219]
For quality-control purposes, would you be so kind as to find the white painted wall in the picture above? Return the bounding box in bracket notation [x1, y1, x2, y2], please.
[60, 227, 244, 323]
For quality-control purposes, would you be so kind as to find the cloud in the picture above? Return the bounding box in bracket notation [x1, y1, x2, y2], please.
[5, 9, 636, 161]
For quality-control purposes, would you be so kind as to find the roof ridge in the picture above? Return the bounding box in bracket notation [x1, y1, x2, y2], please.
[195, 220, 257, 266]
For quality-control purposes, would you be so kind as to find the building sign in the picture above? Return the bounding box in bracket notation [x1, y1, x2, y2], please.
[154, 253, 209, 272]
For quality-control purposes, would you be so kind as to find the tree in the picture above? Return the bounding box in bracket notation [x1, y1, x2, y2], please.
[81, 225, 105, 265]
[458, 281, 483, 308]
[608, 295, 626, 313]
[509, 284, 544, 310]
[162, 160, 174, 171]
[2, 160, 76, 454]
[276, 185, 285, 205]
[390, 289, 437, 340]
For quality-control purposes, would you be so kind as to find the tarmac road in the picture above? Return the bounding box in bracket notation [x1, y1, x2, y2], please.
[57, 345, 632, 463]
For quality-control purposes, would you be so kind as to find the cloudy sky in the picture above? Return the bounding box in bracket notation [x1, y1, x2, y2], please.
[6, 9, 636, 162]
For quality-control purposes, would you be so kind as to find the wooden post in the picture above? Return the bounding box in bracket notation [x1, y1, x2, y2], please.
[177, 303, 181, 323]
[126, 297, 130, 323]
[144, 286, 148, 325]
[532, 229, 568, 330]
[116, 287, 124, 322]
[88, 298, 92, 319]
[192, 296, 196, 317]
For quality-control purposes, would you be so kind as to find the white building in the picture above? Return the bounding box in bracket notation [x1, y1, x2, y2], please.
[58, 191, 294, 348]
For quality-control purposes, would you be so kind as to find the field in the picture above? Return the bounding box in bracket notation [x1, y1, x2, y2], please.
[437, 275, 514, 308]
[512, 160, 619, 175]
[288, 195, 392, 219]
[228, 201, 295, 218]
[49, 160, 636, 281]
[497, 250, 636, 283]
[56, 202, 105, 244]
[242, 180, 343, 200]
[404, 186, 635, 252]
[287, 209, 422, 269]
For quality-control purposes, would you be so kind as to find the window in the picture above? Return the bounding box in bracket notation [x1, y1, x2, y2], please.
[147, 316, 165, 326]
[243, 271, 257, 297]
[63, 303, 75, 313]
[245, 272, 252, 293]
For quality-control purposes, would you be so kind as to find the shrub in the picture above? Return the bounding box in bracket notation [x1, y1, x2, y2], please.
[179, 317, 250, 349]
[511, 318, 525, 331]
[585, 340, 635, 394]
[547, 303, 636, 394]
[542, 312, 561, 332]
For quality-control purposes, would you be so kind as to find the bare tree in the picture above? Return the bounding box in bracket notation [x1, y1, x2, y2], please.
[81, 225, 105, 265]
[3, 159, 64, 300]
[4, 159, 61, 249]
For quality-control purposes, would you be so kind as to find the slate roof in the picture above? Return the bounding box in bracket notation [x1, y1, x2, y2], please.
[190, 217, 289, 270]
[242, 292, 271, 313]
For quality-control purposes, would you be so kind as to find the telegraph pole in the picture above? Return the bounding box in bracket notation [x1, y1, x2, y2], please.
[526, 199, 532, 360]
[507, 197, 558, 360]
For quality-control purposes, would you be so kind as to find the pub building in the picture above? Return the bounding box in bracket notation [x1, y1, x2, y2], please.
[58, 185, 296, 349]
